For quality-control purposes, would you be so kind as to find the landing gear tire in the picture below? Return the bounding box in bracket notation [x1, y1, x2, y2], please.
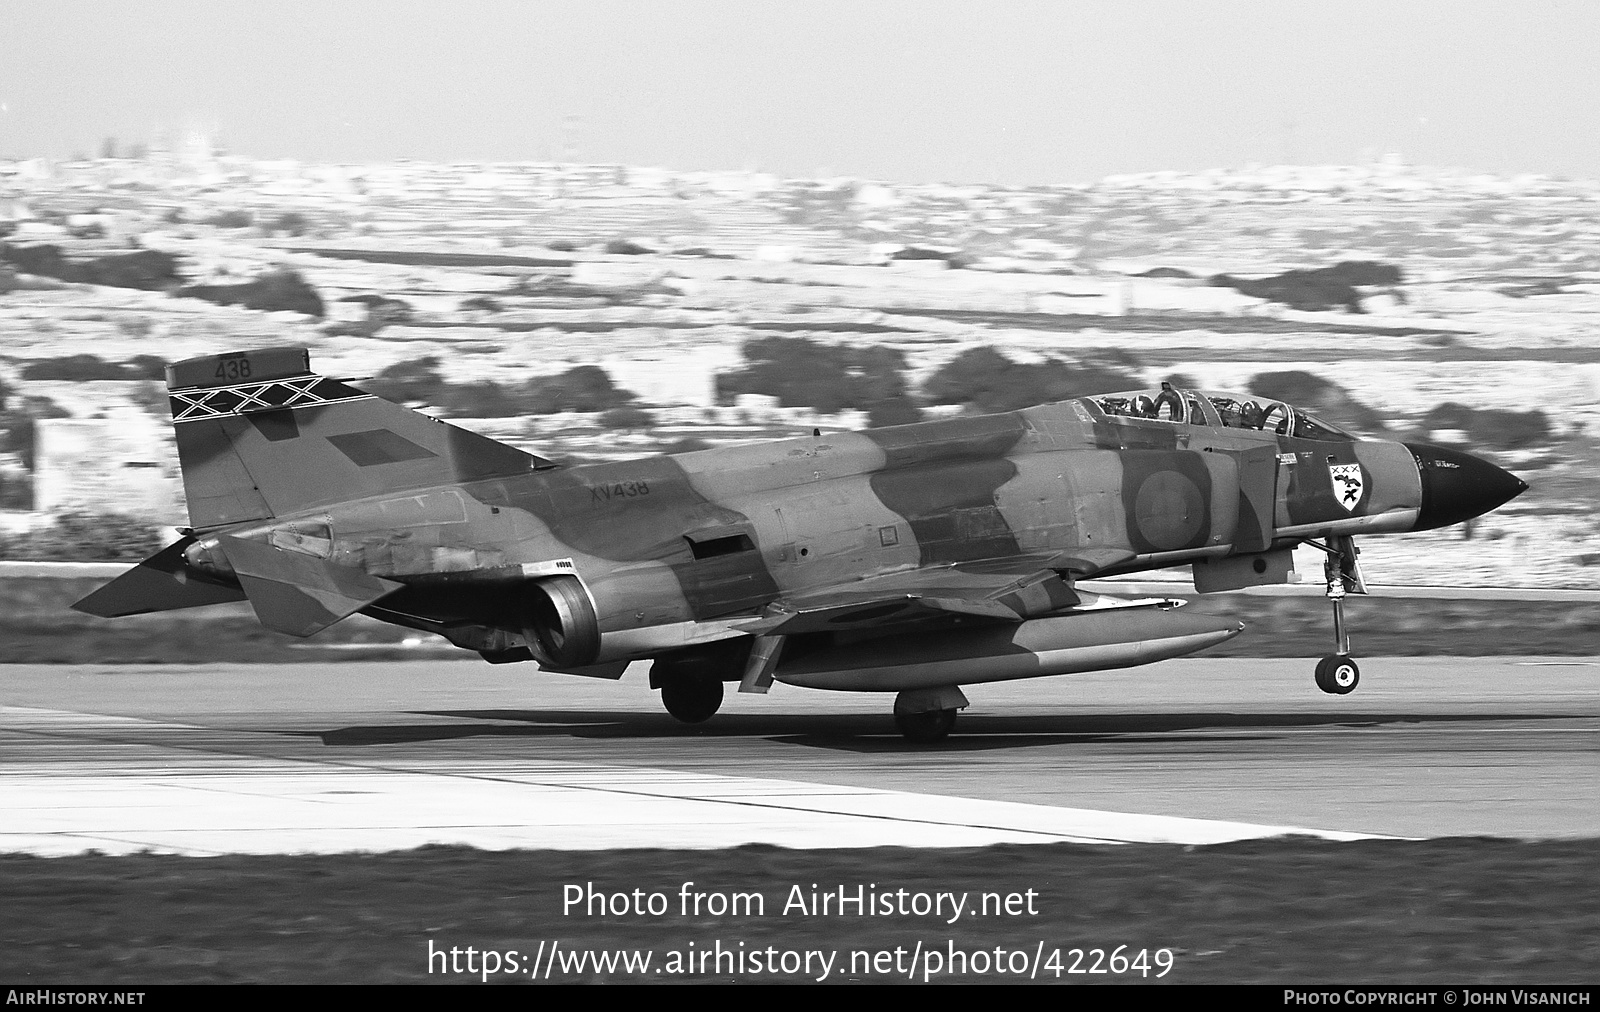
[894, 707, 957, 744]
[661, 676, 724, 724]
[1310, 534, 1366, 696]
[1315, 655, 1359, 695]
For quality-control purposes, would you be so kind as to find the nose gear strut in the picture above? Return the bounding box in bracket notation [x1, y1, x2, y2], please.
[1306, 535, 1365, 695]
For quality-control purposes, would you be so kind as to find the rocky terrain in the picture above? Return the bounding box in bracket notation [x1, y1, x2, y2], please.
[1, 150, 1595, 589]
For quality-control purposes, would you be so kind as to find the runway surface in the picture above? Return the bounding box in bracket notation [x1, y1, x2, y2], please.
[2, 656, 1596, 854]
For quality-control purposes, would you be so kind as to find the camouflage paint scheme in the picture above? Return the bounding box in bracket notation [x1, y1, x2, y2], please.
[76, 349, 1524, 709]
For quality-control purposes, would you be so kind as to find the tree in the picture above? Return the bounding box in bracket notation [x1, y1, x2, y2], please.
[604, 238, 653, 255]
[0, 245, 181, 291]
[662, 436, 711, 454]
[178, 268, 325, 317]
[868, 396, 923, 427]
[22, 355, 131, 381]
[0, 511, 165, 562]
[362, 356, 447, 404]
[329, 295, 414, 336]
[923, 348, 1140, 414]
[1471, 409, 1548, 449]
[1422, 403, 1550, 449]
[599, 405, 655, 430]
[442, 381, 522, 418]
[1251, 371, 1386, 434]
[130, 381, 170, 418]
[271, 212, 311, 236]
[1210, 262, 1401, 314]
[1248, 370, 1335, 405]
[1421, 402, 1475, 432]
[922, 347, 1014, 407]
[526, 366, 632, 414]
[720, 337, 915, 416]
[125, 355, 168, 381]
[204, 210, 254, 229]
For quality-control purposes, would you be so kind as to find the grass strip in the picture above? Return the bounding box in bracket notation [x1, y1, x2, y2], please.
[2, 839, 1595, 983]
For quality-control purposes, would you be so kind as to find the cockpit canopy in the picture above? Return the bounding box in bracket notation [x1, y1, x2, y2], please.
[1088, 385, 1355, 441]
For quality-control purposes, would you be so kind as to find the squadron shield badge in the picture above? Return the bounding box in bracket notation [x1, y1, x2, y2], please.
[1329, 463, 1365, 511]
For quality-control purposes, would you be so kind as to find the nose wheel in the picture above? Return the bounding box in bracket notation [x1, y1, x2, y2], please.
[1314, 654, 1360, 695]
[1310, 535, 1367, 695]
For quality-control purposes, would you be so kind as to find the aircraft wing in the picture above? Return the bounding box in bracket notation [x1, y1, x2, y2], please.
[730, 550, 1134, 637]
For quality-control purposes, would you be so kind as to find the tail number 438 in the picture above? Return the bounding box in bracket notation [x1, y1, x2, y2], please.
[590, 481, 650, 503]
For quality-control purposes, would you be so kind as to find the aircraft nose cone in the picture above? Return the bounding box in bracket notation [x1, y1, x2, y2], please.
[1405, 442, 1529, 531]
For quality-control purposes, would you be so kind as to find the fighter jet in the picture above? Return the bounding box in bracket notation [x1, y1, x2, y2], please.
[74, 351, 1528, 741]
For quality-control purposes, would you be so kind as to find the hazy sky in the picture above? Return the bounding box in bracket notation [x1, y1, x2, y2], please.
[3, 1, 1598, 183]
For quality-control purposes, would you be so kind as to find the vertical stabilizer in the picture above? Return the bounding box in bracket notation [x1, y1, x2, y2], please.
[167, 348, 550, 529]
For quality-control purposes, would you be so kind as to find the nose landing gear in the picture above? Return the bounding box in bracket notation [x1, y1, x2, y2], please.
[1309, 535, 1365, 695]
[1314, 654, 1360, 694]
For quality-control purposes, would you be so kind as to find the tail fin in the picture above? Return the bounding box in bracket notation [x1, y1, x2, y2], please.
[167, 348, 549, 529]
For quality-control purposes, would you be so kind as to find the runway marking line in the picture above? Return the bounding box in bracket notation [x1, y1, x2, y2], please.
[1, 705, 1399, 854]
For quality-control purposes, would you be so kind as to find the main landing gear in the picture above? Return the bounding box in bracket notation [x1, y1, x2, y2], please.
[1308, 534, 1365, 695]
[893, 686, 969, 743]
[660, 675, 724, 723]
[650, 651, 730, 724]
[894, 708, 957, 743]
[646, 639, 971, 743]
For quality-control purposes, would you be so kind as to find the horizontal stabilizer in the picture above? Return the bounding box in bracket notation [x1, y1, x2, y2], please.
[71, 538, 247, 618]
[218, 535, 401, 637]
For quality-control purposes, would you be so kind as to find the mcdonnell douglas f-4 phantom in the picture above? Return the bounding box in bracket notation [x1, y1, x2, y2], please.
[76, 350, 1527, 741]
